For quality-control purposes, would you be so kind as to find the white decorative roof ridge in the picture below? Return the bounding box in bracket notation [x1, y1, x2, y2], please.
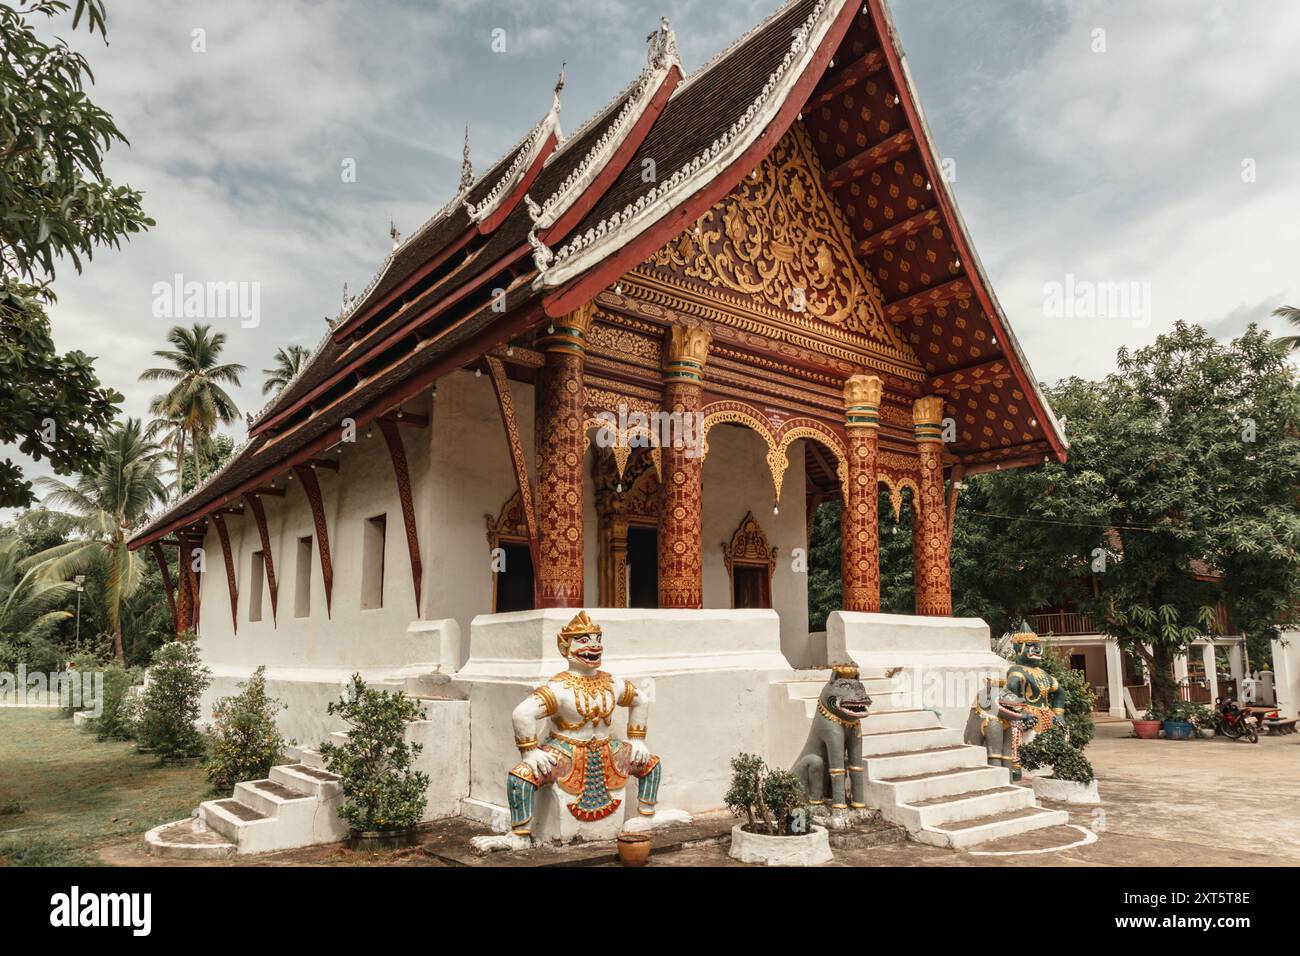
[537, 0, 841, 289]
[466, 72, 565, 224]
[533, 18, 681, 233]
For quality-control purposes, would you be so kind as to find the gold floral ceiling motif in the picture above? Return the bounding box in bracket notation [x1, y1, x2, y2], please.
[643, 124, 909, 358]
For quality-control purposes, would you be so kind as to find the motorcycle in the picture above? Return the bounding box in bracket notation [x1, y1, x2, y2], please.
[1214, 697, 1259, 743]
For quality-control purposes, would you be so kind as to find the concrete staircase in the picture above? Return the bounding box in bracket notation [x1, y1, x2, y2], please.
[774, 672, 1067, 849]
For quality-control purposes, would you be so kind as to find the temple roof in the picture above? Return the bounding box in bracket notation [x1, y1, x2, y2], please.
[131, 0, 1065, 549]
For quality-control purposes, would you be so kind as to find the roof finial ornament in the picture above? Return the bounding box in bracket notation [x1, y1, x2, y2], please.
[647, 16, 679, 68]
[524, 193, 554, 273]
[459, 125, 474, 192]
[551, 62, 566, 114]
[389, 217, 401, 249]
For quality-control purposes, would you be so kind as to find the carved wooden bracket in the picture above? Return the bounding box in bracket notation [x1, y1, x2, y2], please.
[293, 464, 335, 617]
[212, 514, 239, 635]
[378, 418, 422, 614]
[149, 541, 179, 635]
[485, 355, 540, 586]
[244, 493, 279, 623]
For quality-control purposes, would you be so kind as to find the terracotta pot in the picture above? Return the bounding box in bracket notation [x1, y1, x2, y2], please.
[617, 832, 652, 867]
[1132, 719, 1161, 739]
[616, 832, 655, 868]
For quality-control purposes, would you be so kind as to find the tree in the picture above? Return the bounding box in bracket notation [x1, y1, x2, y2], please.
[140, 322, 244, 496]
[261, 344, 310, 395]
[1274, 304, 1300, 352]
[0, 533, 74, 673]
[32, 419, 168, 661]
[0, 0, 153, 507]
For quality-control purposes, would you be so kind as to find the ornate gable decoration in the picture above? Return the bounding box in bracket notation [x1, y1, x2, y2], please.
[641, 125, 910, 358]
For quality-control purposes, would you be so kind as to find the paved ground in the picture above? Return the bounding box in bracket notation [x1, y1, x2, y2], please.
[97, 717, 1300, 867]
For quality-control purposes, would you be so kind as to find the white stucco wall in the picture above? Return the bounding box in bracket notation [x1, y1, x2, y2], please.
[700, 424, 810, 664]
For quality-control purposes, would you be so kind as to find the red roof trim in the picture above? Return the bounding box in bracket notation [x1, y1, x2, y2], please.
[477, 129, 559, 235]
[539, 65, 683, 246]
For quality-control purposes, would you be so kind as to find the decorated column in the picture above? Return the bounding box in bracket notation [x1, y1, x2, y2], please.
[842, 374, 882, 612]
[912, 395, 952, 616]
[657, 320, 711, 608]
[534, 302, 595, 608]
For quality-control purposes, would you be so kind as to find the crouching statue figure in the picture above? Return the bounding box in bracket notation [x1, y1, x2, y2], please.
[475, 611, 663, 852]
[965, 631, 1066, 780]
[791, 664, 872, 824]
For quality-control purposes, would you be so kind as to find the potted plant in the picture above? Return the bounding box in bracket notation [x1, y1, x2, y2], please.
[320, 675, 430, 851]
[1133, 704, 1163, 739]
[724, 753, 830, 866]
[1022, 727, 1100, 804]
[1161, 700, 1209, 740]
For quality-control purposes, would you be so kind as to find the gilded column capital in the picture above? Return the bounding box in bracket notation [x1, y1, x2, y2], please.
[540, 301, 597, 355]
[843, 374, 883, 429]
[663, 320, 711, 383]
[912, 395, 946, 444]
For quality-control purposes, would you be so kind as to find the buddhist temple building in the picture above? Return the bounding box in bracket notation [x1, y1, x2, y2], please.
[129, 0, 1066, 711]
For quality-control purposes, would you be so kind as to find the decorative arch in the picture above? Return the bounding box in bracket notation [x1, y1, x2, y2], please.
[722, 511, 778, 609]
[699, 400, 781, 499]
[771, 418, 849, 503]
[879, 475, 920, 523]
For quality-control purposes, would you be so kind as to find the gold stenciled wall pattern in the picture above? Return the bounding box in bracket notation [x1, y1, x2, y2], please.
[642, 124, 907, 358]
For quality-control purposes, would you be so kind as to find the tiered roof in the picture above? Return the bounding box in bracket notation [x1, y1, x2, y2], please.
[131, 0, 1065, 549]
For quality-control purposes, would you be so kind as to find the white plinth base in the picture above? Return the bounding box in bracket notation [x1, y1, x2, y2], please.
[728, 824, 832, 866]
[1031, 774, 1101, 805]
[622, 807, 692, 832]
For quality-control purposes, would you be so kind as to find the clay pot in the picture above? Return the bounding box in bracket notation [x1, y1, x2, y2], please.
[348, 828, 418, 852]
[617, 832, 652, 867]
[1132, 719, 1161, 739]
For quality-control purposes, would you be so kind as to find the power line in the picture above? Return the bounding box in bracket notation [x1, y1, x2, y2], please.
[963, 510, 1165, 533]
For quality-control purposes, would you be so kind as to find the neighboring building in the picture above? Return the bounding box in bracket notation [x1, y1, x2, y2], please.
[1030, 603, 1247, 718]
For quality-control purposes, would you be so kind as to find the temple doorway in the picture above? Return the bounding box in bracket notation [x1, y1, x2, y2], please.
[495, 543, 534, 613]
[626, 526, 658, 608]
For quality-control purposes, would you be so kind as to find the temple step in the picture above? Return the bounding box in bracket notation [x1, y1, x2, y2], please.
[863, 743, 989, 780]
[869, 765, 1011, 804]
[893, 785, 1035, 830]
[194, 762, 349, 855]
[912, 806, 1070, 850]
[858, 725, 964, 757]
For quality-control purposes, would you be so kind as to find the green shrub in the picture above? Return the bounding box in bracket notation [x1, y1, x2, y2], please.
[205, 666, 294, 791]
[724, 752, 811, 835]
[86, 663, 143, 741]
[136, 638, 211, 760]
[320, 676, 429, 833]
[1019, 726, 1095, 783]
[58, 650, 107, 717]
[1038, 647, 1096, 749]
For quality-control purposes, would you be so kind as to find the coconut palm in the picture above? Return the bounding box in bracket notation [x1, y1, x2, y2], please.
[1274, 304, 1300, 351]
[140, 323, 244, 496]
[0, 535, 75, 643]
[261, 344, 310, 395]
[33, 419, 169, 662]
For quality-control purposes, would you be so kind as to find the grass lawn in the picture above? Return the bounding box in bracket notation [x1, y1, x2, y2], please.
[0, 708, 211, 866]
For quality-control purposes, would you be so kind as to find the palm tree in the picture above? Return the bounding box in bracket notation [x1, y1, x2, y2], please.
[0, 535, 75, 644]
[261, 344, 310, 395]
[1274, 304, 1300, 351]
[33, 420, 169, 662]
[140, 323, 244, 496]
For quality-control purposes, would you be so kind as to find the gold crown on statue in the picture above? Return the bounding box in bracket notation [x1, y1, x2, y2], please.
[1010, 631, 1039, 646]
[557, 610, 601, 656]
[830, 663, 859, 680]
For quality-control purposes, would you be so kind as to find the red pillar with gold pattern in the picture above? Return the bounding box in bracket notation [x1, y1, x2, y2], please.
[912, 395, 952, 616]
[841, 374, 882, 612]
[534, 303, 595, 608]
[657, 320, 711, 609]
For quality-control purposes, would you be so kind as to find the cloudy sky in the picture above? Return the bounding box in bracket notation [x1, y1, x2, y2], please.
[24, 0, 1300, 481]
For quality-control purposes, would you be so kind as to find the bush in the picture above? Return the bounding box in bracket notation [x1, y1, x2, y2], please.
[1019, 726, 1095, 783]
[58, 649, 108, 717]
[320, 675, 429, 834]
[137, 638, 211, 760]
[0, 633, 63, 676]
[206, 666, 294, 791]
[86, 663, 143, 741]
[724, 752, 811, 835]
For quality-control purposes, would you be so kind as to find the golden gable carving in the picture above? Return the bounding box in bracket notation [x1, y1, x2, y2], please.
[643, 125, 910, 358]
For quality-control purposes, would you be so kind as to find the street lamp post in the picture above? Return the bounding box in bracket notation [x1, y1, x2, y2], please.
[74, 574, 85, 644]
